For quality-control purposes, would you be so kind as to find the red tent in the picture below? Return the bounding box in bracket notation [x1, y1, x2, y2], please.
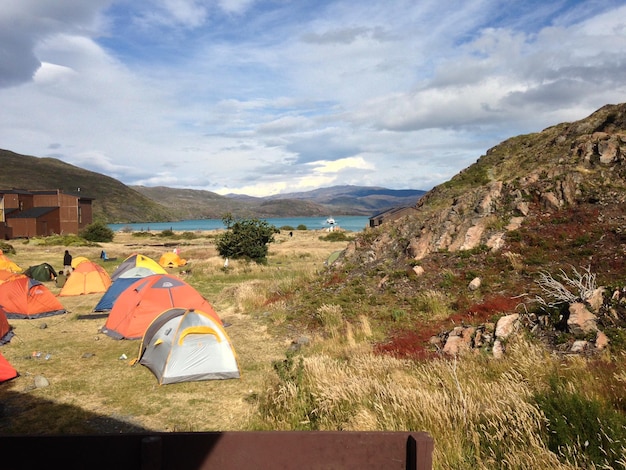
[0, 351, 18, 383]
[0, 277, 66, 319]
[101, 274, 221, 340]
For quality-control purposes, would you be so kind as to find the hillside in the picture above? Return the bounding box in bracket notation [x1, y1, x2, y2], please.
[312, 102, 626, 355]
[0, 149, 175, 223]
[269, 103, 626, 467]
[131, 186, 332, 219]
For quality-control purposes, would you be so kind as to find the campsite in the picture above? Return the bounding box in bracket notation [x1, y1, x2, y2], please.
[0, 229, 340, 433]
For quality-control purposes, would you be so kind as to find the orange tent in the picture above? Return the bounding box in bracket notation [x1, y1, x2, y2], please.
[71, 256, 90, 268]
[0, 269, 26, 285]
[0, 306, 14, 344]
[0, 351, 18, 383]
[0, 277, 66, 319]
[59, 260, 112, 297]
[101, 274, 221, 340]
[0, 250, 22, 273]
[158, 252, 187, 268]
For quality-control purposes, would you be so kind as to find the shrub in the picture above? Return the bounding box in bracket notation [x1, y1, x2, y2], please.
[296, 224, 307, 231]
[159, 229, 175, 237]
[79, 222, 114, 242]
[215, 214, 277, 264]
[534, 375, 626, 468]
[319, 231, 352, 242]
[0, 241, 15, 254]
[131, 231, 152, 238]
[179, 231, 198, 240]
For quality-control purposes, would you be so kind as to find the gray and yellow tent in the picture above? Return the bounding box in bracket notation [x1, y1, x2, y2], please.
[136, 307, 239, 385]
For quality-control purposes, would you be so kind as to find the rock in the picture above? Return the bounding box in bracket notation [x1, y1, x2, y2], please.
[443, 335, 465, 356]
[468, 277, 481, 291]
[495, 314, 519, 339]
[460, 224, 485, 251]
[541, 192, 561, 210]
[412, 265, 425, 276]
[567, 303, 598, 335]
[429, 335, 444, 350]
[492, 339, 504, 359]
[571, 340, 588, 353]
[515, 202, 530, 217]
[595, 331, 609, 350]
[506, 216, 525, 231]
[34, 375, 50, 388]
[289, 336, 311, 352]
[486, 233, 505, 251]
[585, 287, 605, 313]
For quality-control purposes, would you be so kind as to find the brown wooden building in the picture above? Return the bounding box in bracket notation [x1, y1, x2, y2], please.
[0, 189, 93, 239]
[369, 206, 418, 228]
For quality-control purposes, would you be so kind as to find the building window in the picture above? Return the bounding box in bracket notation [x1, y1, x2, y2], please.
[78, 206, 82, 224]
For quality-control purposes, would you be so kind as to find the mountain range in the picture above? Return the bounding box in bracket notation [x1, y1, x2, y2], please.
[0, 148, 425, 223]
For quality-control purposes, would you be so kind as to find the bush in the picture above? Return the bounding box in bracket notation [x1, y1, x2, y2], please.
[534, 375, 626, 467]
[319, 231, 352, 242]
[37, 234, 98, 247]
[215, 214, 278, 264]
[159, 229, 175, 237]
[0, 241, 15, 254]
[79, 222, 114, 242]
[296, 224, 307, 231]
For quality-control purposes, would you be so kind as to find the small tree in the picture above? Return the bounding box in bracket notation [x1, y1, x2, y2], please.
[80, 222, 115, 242]
[215, 214, 277, 264]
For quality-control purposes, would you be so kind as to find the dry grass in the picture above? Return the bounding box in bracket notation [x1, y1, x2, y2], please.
[0, 229, 345, 434]
[256, 336, 580, 469]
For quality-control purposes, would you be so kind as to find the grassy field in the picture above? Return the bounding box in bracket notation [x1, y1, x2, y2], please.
[0, 229, 342, 434]
[3, 228, 626, 469]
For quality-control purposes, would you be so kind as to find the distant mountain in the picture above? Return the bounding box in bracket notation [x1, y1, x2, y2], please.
[263, 185, 427, 215]
[135, 185, 427, 219]
[0, 148, 426, 223]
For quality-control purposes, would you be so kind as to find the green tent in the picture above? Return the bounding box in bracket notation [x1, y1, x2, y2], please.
[325, 250, 344, 266]
[24, 263, 57, 282]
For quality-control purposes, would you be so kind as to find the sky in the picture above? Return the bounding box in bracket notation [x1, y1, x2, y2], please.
[1, 1, 626, 197]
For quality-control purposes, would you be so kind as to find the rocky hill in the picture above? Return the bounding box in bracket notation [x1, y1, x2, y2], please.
[321, 102, 626, 358]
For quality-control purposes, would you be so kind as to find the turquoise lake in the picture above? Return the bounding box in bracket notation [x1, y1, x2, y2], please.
[108, 215, 371, 233]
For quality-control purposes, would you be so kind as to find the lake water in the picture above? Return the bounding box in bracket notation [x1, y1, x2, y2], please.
[108, 215, 371, 233]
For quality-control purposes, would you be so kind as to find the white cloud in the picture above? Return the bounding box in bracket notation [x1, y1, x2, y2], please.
[1, 0, 626, 201]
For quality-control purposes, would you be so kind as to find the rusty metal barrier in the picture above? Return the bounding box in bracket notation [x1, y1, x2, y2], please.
[1, 431, 433, 469]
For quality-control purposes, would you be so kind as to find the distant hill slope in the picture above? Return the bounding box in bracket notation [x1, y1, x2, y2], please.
[131, 186, 332, 219]
[263, 185, 427, 215]
[0, 149, 175, 223]
[134, 185, 427, 219]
